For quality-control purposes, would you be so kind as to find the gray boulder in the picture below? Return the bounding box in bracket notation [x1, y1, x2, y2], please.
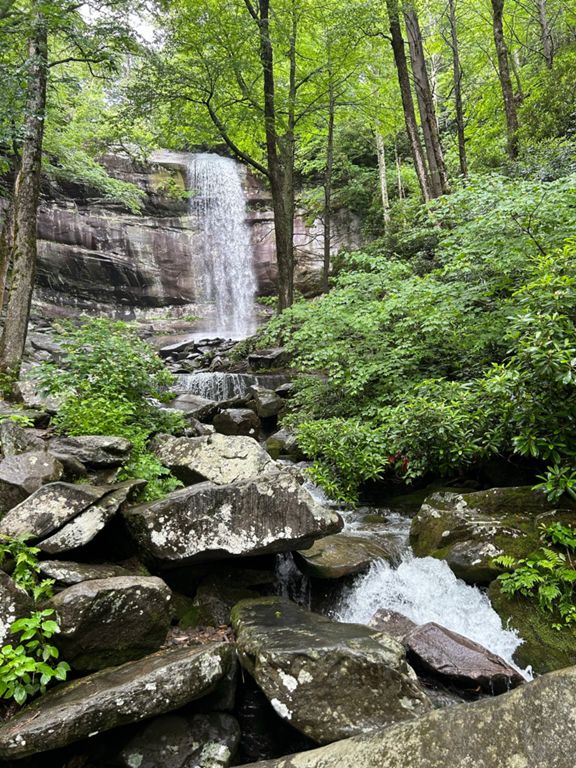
[0, 571, 33, 646]
[239, 665, 576, 768]
[50, 575, 172, 671]
[48, 434, 132, 466]
[213, 408, 261, 437]
[249, 387, 284, 418]
[0, 422, 45, 457]
[368, 610, 418, 642]
[0, 643, 235, 759]
[152, 433, 274, 486]
[295, 533, 393, 579]
[265, 428, 303, 461]
[123, 472, 343, 567]
[170, 394, 218, 421]
[0, 451, 63, 515]
[248, 348, 290, 370]
[39, 560, 132, 586]
[231, 597, 431, 744]
[404, 622, 525, 693]
[117, 712, 241, 768]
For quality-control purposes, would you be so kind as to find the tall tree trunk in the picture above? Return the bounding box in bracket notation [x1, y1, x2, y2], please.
[536, 0, 553, 68]
[385, 0, 432, 202]
[447, 0, 468, 176]
[255, 0, 294, 310]
[0, 199, 15, 315]
[0, 6, 47, 387]
[404, 6, 449, 196]
[322, 63, 335, 293]
[395, 143, 404, 199]
[375, 132, 390, 226]
[490, 0, 519, 158]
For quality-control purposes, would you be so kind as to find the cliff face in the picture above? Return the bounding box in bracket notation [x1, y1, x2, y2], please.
[33, 151, 361, 317]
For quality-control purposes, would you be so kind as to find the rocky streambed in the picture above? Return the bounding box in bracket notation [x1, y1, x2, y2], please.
[0, 336, 575, 767]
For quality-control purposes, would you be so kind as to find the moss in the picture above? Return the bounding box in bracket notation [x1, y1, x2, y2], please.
[488, 581, 576, 674]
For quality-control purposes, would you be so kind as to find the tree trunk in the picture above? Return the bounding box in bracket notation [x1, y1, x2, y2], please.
[447, 0, 467, 176]
[322, 52, 336, 293]
[490, 0, 519, 158]
[376, 132, 390, 226]
[404, 6, 449, 196]
[395, 143, 404, 199]
[385, 0, 432, 202]
[536, 0, 553, 68]
[0, 6, 47, 387]
[0, 199, 15, 315]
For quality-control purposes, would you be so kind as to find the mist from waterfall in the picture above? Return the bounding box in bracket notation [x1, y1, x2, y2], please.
[188, 153, 257, 339]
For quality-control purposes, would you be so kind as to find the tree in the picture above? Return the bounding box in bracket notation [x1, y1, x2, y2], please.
[490, 0, 520, 158]
[446, 0, 467, 176]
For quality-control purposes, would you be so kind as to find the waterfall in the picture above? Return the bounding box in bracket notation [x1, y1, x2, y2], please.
[188, 153, 257, 339]
[174, 372, 292, 401]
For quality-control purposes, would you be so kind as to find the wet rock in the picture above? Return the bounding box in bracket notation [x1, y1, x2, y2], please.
[50, 575, 172, 671]
[48, 435, 132, 466]
[248, 348, 291, 370]
[231, 597, 431, 744]
[37, 480, 144, 554]
[123, 472, 343, 567]
[404, 622, 525, 693]
[0, 451, 63, 515]
[39, 560, 132, 586]
[213, 408, 261, 438]
[295, 534, 393, 579]
[151, 433, 274, 485]
[193, 573, 266, 627]
[170, 394, 218, 421]
[275, 382, 295, 398]
[0, 422, 45, 457]
[117, 712, 241, 768]
[249, 387, 284, 419]
[0, 571, 33, 646]
[410, 487, 576, 583]
[239, 665, 576, 768]
[488, 581, 576, 674]
[265, 428, 303, 461]
[0, 643, 235, 759]
[368, 610, 418, 641]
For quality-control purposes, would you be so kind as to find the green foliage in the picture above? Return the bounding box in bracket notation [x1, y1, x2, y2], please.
[37, 317, 184, 501]
[0, 413, 35, 429]
[0, 536, 54, 602]
[495, 524, 576, 628]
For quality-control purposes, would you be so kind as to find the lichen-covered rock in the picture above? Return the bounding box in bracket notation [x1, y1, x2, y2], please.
[231, 597, 431, 744]
[404, 622, 525, 693]
[0, 422, 45, 457]
[0, 451, 63, 515]
[295, 534, 392, 579]
[239, 664, 576, 768]
[39, 560, 132, 586]
[213, 408, 261, 438]
[249, 387, 284, 418]
[117, 712, 241, 768]
[48, 435, 132, 466]
[410, 487, 576, 583]
[0, 571, 33, 646]
[151, 433, 274, 486]
[50, 575, 172, 671]
[0, 643, 235, 759]
[124, 472, 342, 566]
[488, 581, 576, 674]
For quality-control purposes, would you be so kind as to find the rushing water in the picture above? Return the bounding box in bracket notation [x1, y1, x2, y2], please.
[188, 153, 257, 338]
[175, 371, 291, 401]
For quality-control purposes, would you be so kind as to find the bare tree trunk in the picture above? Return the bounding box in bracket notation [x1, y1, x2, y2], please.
[385, 0, 432, 202]
[0, 6, 47, 388]
[375, 132, 390, 226]
[395, 143, 404, 199]
[0, 199, 15, 315]
[447, 0, 468, 176]
[404, 6, 449, 196]
[322, 59, 335, 293]
[536, 0, 553, 68]
[490, 0, 519, 158]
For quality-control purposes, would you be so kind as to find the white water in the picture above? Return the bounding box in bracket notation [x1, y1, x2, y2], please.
[175, 371, 291, 401]
[188, 153, 257, 338]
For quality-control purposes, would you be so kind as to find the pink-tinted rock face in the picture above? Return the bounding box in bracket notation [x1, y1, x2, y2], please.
[32, 151, 361, 315]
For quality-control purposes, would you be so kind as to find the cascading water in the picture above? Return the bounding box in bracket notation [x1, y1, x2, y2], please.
[174, 371, 292, 401]
[188, 153, 257, 339]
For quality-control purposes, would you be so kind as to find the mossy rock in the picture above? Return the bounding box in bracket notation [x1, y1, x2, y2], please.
[488, 581, 576, 674]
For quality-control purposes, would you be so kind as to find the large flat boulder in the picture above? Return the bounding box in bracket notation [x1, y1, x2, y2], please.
[295, 533, 392, 579]
[240, 665, 576, 768]
[151, 433, 274, 485]
[123, 472, 342, 566]
[0, 643, 235, 759]
[231, 597, 431, 744]
[39, 560, 132, 586]
[0, 451, 63, 515]
[48, 435, 132, 466]
[50, 575, 172, 671]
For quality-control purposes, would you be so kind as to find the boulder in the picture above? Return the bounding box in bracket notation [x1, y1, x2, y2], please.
[231, 597, 431, 744]
[0, 422, 45, 457]
[48, 434, 132, 466]
[50, 575, 172, 671]
[123, 472, 343, 567]
[0, 571, 33, 646]
[0, 400, 50, 428]
[193, 573, 271, 627]
[295, 533, 392, 579]
[248, 348, 291, 370]
[265, 428, 303, 461]
[169, 394, 218, 421]
[39, 560, 132, 586]
[249, 387, 284, 419]
[410, 487, 576, 583]
[275, 382, 295, 398]
[488, 581, 576, 674]
[0, 643, 235, 759]
[213, 408, 261, 437]
[0, 451, 63, 515]
[117, 712, 241, 768]
[151, 433, 275, 485]
[239, 665, 576, 768]
[368, 610, 418, 641]
[404, 622, 525, 693]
